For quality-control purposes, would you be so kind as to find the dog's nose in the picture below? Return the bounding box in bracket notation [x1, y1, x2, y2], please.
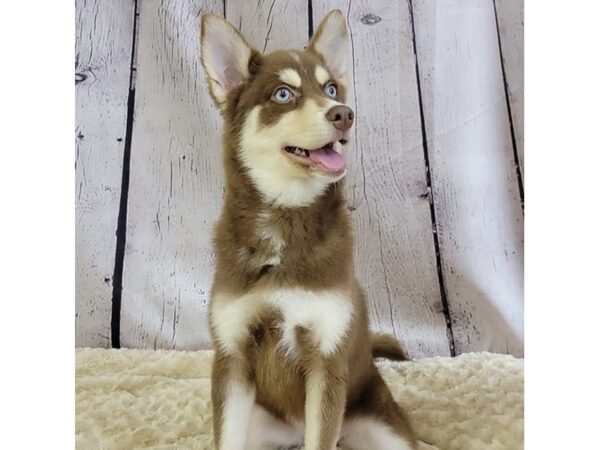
[326, 105, 354, 132]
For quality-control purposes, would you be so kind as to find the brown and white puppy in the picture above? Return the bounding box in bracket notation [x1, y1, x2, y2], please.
[200, 10, 417, 450]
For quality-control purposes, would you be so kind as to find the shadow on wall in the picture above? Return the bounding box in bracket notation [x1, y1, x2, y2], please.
[449, 273, 523, 357]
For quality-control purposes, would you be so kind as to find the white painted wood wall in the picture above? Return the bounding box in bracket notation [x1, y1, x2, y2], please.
[75, 0, 524, 358]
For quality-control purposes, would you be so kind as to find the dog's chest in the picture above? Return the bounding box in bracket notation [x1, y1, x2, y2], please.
[212, 288, 354, 357]
[268, 289, 353, 356]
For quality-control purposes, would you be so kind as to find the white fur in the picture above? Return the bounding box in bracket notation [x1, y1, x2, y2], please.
[220, 382, 256, 450]
[263, 255, 281, 266]
[315, 65, 330, 85]
[239, 103, 347, 207]
[279, 68, 302, 87]
[311, 11, 349, 79]
[211, 295, 258, 355]
[269, 288, 354, 357]
[340, 417, 414, 450]
[245, 404, 304, 450]
[256, 211, 285, 266]
[211, 288, 353, 357]
[304, 362, 326, 450]
[257, 211, 286, 254]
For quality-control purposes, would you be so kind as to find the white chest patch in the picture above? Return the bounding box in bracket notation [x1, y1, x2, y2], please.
[268, 288, 354, 356]
[211, 288, 354, 357]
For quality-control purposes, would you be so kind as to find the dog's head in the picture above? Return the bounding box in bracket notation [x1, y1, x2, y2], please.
[201, 10, 353, 207]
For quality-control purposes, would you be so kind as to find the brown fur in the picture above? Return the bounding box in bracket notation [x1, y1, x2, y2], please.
[212, 172, 352, 294]
[371, 333, 410, 361]
[201, 10, 417, 450]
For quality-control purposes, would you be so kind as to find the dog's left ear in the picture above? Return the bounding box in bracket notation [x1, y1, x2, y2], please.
[200, 14, 255, 109]
[308, 10, 349, 80]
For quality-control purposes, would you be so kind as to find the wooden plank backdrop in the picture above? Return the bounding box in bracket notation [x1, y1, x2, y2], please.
[75, 0, 524, 358]
[119, 0, 223, 349]
[412, 0, 524, 355]
[75, 0, 135, 347]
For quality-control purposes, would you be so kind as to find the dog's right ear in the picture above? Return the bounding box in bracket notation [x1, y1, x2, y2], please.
[200, 14, 254, 109]
[308, 10, 349, 81]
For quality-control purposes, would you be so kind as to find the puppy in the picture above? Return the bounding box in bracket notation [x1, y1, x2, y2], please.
[200, 10, 418, 450]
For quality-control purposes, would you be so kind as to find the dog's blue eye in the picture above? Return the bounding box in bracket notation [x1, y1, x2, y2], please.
[273, 87, 293, 103]
[325, 83, 337, 98]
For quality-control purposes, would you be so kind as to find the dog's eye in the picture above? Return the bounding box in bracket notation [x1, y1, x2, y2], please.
[325, 82, 337, 98]
[273, 87, 293, 103]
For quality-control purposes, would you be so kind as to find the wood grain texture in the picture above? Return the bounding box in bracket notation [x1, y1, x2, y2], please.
[75, 0, 135, 347]
[312, 1, 451, 357]
[413, 0, 524, 355]
[77, 0, 525, 356]
[226, 0, 308, 52]
[495, 0, 524, 176]
[119, 0, 223, 349]
[119, 0, 309, 349]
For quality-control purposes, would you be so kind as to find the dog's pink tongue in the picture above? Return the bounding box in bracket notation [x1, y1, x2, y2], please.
[309, 148, 346, 171]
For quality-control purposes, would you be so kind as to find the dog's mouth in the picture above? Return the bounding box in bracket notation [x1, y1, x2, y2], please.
[283, 140, 348, 176]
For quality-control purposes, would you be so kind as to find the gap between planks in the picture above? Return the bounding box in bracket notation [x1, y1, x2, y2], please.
[308, 0, 314, 38]
[492, 0, 524, 210]
[407, 0, 456, 356]
[110, 0, 140, 348]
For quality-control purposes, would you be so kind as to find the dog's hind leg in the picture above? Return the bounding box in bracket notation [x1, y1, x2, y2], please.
[245, 404, 304, 450]
[339, 371, 417, 450]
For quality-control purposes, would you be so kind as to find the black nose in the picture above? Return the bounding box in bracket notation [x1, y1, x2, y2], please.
[326, 105, 354, 132]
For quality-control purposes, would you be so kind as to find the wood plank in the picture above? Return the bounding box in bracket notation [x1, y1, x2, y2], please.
[75, 0, 135, 347]
[413, 0, 524, 355]
[119, 0, 222, 349]
[495, 0, 524, 176]
[312, 1, 451, 357]
[119, 0, 309, 349]
[226, 0, 308, 53]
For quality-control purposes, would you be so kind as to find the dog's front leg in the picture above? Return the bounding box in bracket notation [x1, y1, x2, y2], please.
[303, 355, 348, 450]
[211, 350, 255, 450]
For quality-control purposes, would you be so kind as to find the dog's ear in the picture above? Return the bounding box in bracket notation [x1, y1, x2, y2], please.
[308, 10, 349, 80]
[200, 14, 254, 109]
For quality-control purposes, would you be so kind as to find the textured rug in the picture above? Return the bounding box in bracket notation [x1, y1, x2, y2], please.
[75, 349, 523, 450]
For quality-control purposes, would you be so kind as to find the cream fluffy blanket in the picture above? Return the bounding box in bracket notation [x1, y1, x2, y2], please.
[76, 349, 523, 450]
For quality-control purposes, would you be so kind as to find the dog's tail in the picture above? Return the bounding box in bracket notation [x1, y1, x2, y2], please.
[371, 333, 409, 361]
